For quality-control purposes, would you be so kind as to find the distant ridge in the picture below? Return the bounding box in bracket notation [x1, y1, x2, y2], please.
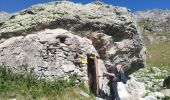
[134, 9, 170, 21]
[0, 11, 9, 21]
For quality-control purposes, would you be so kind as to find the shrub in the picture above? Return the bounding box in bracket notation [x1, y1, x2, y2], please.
[164, 96, 170, 100]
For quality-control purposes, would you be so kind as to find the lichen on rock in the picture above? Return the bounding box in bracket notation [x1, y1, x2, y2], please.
[0, 1, 146, 96]
[0, 28, 98, 80]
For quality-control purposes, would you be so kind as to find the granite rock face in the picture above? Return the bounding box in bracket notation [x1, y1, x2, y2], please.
[0, 29, 98, 80]
[0, 1, 146, 96]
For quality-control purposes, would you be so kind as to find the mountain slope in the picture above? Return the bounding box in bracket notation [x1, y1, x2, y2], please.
[134, 9, 170, 21]
[0, 11, 9, 21]
[134, 9, 170, 43]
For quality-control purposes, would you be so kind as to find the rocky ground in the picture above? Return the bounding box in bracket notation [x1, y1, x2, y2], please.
[131, 67, 169, 100]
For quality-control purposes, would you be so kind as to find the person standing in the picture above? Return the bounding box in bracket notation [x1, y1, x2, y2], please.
[104, 61, 124, 100]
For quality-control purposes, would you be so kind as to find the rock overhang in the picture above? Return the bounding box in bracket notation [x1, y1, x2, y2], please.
[0, 1, 135, 38]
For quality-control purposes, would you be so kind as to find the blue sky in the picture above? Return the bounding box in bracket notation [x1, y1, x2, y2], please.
[0, 0, 170, 13]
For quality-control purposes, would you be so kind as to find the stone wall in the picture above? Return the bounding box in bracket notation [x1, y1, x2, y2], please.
[0, 29, 98, 81]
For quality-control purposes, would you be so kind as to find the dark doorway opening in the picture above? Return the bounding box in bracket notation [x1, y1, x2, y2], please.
[87, 55, 98, 96]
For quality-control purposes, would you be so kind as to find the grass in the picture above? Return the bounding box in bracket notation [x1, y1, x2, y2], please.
[0, 88, 95, 100]
[146, 42, 170, 71]
[142, 31, 170, 38]
[0, 65, 95, 100]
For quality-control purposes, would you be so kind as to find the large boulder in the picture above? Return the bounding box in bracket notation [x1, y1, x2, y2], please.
[0, 1, 146, 96]
[0, 1, 146, 75]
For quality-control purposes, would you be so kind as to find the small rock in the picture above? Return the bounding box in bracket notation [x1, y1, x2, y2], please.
[152, 67, 161, 73]
[144, 96, 157, 100]
[80, 90, 90, 98]
[160, 89, 170, 97]
[62, 64, 75, 73]
[145, 92, 164, 100]
[9, 99, 16, 100]
[153, 92, 164, 99]
[126, 79, 146, 98]
[96, 97, 105, 100]
[118, 82, 132, 100]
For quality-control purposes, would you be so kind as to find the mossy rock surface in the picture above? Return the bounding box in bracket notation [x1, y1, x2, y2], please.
[0, 1, 137, 39]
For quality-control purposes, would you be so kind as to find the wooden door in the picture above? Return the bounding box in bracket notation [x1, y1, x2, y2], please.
[87, 55, 99, 96]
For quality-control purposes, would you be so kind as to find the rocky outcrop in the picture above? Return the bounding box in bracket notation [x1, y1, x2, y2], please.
[134, 9, 170, 44]
[0, 1, 146, 96]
